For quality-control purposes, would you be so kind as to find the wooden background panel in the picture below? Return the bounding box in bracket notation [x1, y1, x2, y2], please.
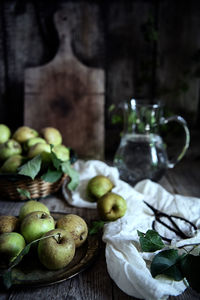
[157, 0, 200, 123]
[0, 0, 200, 159]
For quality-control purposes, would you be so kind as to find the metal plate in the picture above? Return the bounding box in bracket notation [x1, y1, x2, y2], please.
[2, 212, 100, 288]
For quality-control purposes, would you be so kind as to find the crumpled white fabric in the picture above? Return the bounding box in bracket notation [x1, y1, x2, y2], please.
[62, 159, 200, 300]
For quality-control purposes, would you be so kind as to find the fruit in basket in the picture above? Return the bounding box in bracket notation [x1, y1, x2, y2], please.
[0, 232, 26, 266]
[19, 200, 50, 221]
[12, 126, 38, 143]
[38, 228, 75, 270]
[86, 175, 114, 202]
[0, 154, 24, 173]
[0, 139, 22, 161]
[0, 124, 11, 144]
[27, 143, 51, 162]
[20, 211, 55, 243]
[52, 145, 70, 161]
[25, 137, 47, 150]
[56, 214, 88, 248]
[41, 127, 62, 146]
[0, 215, 19, 234]
[97, 192, 127, 221]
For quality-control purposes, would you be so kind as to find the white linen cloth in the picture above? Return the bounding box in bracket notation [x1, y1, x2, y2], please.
[62, 160, 200, 300]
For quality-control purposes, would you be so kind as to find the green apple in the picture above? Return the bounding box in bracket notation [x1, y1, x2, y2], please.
[0, 124, 11, 144]
[0, 139, 22, 161]
[97, 192, 127, 221]
[20, 211, 55, 243]
[0, 215, 19, 234]
[56, 214, 88, 248]
[52, 145, 70, 161]
[27, 143, 51, 163]
[12, 126, 38, 143]
[24, 137, 47, 151]
[38, 228, 75, 270]
[0, 232, 26, 266]
[19, 200, 50, 221]
[0, 154, 24, 173]
[41, 127, 62, 146]
[86, 175, 114, 202]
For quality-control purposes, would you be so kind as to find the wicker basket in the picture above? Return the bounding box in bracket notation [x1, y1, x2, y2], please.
[0, 173, 68, 201]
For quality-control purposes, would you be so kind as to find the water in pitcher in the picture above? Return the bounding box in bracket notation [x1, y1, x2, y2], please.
[114, 133, 168, 185]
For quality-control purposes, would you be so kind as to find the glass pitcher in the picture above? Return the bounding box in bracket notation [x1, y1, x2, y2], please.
[113, 98, 190, 185]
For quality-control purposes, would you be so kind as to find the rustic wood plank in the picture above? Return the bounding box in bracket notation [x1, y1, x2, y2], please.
[157, 0, 200, 125]
[24, 3, 105, 160]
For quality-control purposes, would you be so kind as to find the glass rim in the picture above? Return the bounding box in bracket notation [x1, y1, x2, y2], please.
[130, 98, 163, 109]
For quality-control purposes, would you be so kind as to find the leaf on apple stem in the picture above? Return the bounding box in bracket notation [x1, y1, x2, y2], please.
[89, 220, 106, 235]
[2, 233, 60, 289]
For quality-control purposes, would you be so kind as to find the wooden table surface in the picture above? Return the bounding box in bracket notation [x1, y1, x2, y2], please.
[0, 159, 200, 300]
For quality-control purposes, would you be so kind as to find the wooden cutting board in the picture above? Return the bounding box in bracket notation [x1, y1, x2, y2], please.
[24, 8, 105, 160]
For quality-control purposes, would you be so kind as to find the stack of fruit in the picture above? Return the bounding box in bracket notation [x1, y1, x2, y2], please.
[0, 124, 78, 200]
[87, 175, 127, 221]
[0, 201, 88, 270]
[0, 124, 70, 174]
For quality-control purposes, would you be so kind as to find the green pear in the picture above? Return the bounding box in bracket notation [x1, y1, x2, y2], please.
[0, 154, 24, 173]
[19, 200, 50, 221]
[0, 232, 26, 266]
[52, 145, 70, 161]
[0, 124, 11, 144]
[56, 214, 88, 248]
[27, 143, 51, 163]
[0, 216, 19, 234]
[86, 175, 114, 202]
[38, 228, 75, 270]
[97, 192, 127, 221]
[0, 139, 22, 161]
[13, 126, 38, 143]
[41, 127, 62, 146]
[24, 137, 47, 152]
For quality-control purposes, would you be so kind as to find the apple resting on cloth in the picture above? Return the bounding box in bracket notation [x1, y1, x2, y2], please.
[19, 200, 50, 221]
[20, 211, 55, 243]
[56, 214, 88, 248]
[0, 232, 26, 266]
[38, 228, 75, 270]
[97, 192, 127, 221]
[86, 175, 114, 202]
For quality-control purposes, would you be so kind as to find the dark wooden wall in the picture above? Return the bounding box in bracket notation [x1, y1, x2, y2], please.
[0, 0, 200, 159]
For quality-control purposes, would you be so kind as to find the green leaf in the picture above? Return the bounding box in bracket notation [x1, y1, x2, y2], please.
[18, 155, 42, 180]
[138, 230, 165, 252]
[17, 188, 31, 199]
[108, 104, 115, 112]
[150, 249, 184, 281]
[180, 254, 200, 293]
[41, 169, 63, 183]
[50, 150, 62, 170]
[61, 161, 79, 191]
[2, 233, 61, 289]
[89, 220, 105, 235]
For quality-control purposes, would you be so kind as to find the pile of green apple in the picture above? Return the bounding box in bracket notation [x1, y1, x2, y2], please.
[0, 201, 88, 270]
[0, 124, 70, 174]
[86, 175, 127, 221]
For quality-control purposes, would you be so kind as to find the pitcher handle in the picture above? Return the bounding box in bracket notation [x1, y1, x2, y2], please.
[160, 115, 190, 168]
